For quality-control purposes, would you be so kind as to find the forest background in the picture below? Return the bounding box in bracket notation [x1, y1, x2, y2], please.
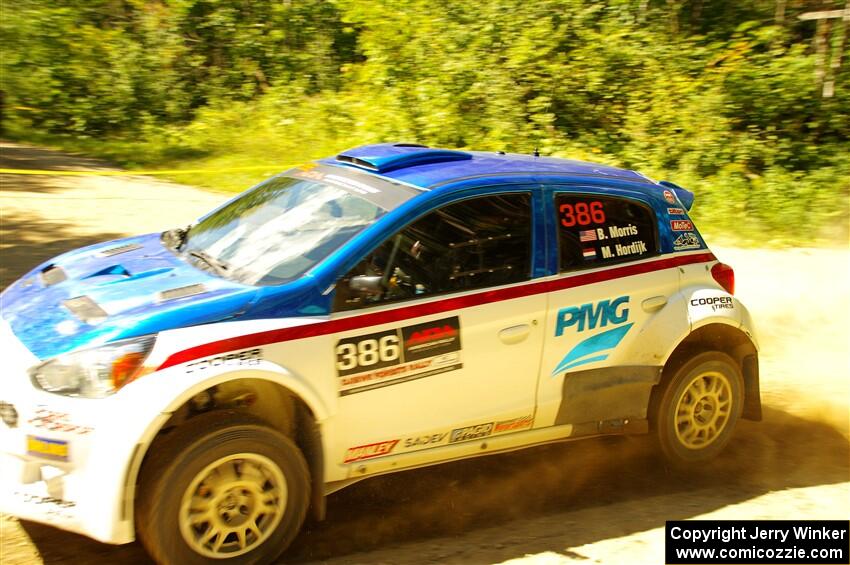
[1, 0, 848, 243]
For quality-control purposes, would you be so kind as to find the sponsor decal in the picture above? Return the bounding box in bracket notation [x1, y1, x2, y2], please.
[450, 422, 494, 443]
[667, 207, 685, 216]
[13, 491, 76, 520]
[690, 296, 734, 311]
[28, 407, 92, 435]
[336, 316, 462, 395]
[157, 253, 717, 372]
[555, 296, 630, 335]
[673, 232, 701, 250]
[344, 439, 399, 463]
[552, 296, 633, 374]
[607, 224, 639, 238]
[560, 200, 606, 227]
[670, 219, 694, 231]
[404, 432, 448, 448]
[494, 415, 534, 433]
[600, 240, 648, 259]
[26, 435, 69, 461]
[663, 189, 677, 204]
[185, 348, 262, 373]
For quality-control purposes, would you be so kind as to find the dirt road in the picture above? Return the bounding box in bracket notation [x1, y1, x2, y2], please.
[1, 141, 847, 564]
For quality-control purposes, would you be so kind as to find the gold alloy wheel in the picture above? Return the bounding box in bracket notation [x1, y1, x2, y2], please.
[179, 453, 287, 559]
[674, 371, 733, 449]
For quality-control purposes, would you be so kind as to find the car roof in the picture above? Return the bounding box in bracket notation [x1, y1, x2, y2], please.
[318, 142, 655, 190]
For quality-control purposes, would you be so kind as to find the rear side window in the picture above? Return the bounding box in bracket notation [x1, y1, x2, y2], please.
[555, 194, 657, 272]
[335, 193, 531, 311]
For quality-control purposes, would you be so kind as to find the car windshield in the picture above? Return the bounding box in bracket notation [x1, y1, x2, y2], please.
[183, 175, 387, 285]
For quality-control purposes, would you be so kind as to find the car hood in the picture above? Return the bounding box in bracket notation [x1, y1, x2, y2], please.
[0, 233, 258, 360]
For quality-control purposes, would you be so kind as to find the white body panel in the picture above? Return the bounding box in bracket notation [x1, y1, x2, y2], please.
[0, 252, 758, 545]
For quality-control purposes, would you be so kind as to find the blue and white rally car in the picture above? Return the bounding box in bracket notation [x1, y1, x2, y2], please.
[0, 143, 760, 563]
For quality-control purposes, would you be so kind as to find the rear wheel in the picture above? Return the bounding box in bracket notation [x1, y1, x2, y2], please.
[655, 352, 743, 466]
[136, 411, 310, 565]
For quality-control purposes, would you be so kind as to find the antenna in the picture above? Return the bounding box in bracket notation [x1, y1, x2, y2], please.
[532, 96, 554, 158]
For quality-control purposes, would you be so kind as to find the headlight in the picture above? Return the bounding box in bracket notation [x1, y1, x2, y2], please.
[29, 335, 156, 398]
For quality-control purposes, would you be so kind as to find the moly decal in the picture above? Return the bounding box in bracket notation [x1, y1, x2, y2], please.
[552, 296, 634, 374]
[670, 219, 694, 231]
[336, 316, 462, 396]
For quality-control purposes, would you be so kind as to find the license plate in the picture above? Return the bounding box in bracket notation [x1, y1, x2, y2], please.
[26, 436, 69, 461]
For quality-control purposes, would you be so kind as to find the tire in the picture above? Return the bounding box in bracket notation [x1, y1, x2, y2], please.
[654, 351, 743, 467]
[136, 411, 310, 565]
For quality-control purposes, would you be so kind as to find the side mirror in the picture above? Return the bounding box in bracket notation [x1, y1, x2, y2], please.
[349, 275, 384, 296]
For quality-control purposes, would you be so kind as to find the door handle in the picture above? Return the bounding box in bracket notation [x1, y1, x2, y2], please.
[499, 324, 531, 345]
[642, 295, 668, 313]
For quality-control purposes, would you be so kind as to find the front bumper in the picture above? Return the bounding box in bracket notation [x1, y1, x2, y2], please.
[0, 321, 135, 544]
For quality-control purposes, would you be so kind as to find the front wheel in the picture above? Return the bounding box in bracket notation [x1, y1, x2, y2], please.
[136, 411, 310, 565]
[654, 351, 744, 467]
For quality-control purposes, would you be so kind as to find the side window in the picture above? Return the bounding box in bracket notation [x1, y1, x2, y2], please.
[335, 193, 532, 311]
[555, 194, 658, 272]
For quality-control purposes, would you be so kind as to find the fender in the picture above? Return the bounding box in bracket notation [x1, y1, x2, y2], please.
[114, 361, 333, 543]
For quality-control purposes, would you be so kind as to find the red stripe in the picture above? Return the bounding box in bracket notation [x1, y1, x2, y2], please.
[158, 252, 715, 370]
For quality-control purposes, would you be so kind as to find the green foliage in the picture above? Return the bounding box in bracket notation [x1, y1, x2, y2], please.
[1, 0, 847, 243]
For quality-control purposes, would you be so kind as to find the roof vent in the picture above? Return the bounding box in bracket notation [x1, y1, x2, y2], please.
[336, 143, 472, 173]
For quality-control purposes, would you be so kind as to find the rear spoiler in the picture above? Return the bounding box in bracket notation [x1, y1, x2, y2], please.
[659, 180, 695, 211]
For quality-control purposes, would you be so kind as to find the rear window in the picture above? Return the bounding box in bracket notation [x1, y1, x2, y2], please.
[554, 193, 658, 272]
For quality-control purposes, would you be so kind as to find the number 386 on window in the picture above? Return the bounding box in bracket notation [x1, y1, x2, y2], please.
[560, 201, 605, 227]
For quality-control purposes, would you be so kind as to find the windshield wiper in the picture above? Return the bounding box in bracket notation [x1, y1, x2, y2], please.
[187, 250, 230, 276]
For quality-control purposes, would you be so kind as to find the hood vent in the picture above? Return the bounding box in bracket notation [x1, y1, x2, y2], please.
[40, 265, 67, 287]
[63, 296, 108, 325]
[158, 283, 207, 302]
[98, 243, 142, 257]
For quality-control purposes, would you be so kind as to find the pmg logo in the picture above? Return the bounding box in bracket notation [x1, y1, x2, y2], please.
[551, 295, 633, 374]
[555, 296, 630, 335]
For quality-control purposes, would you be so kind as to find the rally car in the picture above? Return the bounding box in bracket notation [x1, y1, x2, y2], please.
[0, 143, 760, 564]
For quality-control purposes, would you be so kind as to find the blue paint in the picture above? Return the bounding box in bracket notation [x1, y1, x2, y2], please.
[551, 323, 634, 374]
[2, 143, 704, 361]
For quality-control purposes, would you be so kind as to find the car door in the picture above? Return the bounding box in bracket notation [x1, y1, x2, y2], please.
[536, 188, 680, 431]
[328, 190, 547, 467]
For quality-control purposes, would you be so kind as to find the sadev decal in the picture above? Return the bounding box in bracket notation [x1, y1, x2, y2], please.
[336, 316, 462, 395]
[673, 232, 701, 250]
[552, 296, 633, 374]
[667, 207, 685, 216]
[403, 432, 448, 449]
